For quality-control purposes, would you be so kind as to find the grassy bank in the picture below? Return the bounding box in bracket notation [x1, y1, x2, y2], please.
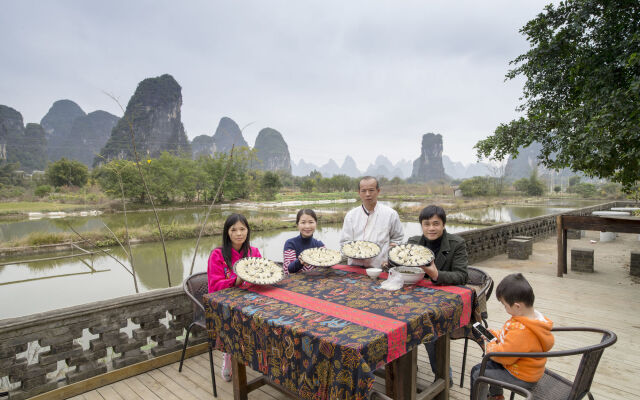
[0, 202, 92, 216]
[0, 212, 347, 253]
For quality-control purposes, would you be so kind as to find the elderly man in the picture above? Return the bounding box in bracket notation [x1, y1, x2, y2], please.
[340, 176, 404, 268]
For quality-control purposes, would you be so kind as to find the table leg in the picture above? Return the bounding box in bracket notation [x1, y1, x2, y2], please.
[557, 215, 566, 277]
[385, 347, 417, 400]
[434, 333, 450, 400]
[231, 356, 248, 400]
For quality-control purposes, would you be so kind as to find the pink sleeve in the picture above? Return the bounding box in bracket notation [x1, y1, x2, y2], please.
[207, 249, 237, 293]
[250, 247, 262, 257]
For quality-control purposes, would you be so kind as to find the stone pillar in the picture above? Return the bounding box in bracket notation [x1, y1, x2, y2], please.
[600, 231, 616, 242]
[566, 229, 583, 240]
[571, 248, 594, 272]
[507, 239, 529, 260]
[630, 251, 640, 277]
[512, 236, 533, 256]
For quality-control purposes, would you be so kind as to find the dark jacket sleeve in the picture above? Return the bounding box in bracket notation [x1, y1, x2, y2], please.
[434, 236, 468, 285]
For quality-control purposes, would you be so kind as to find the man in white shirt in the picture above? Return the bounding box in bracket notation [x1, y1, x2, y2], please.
[340, 176, 404, 267]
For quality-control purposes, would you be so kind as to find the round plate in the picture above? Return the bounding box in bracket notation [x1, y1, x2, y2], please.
[388, 244, 434, 267]
[340, 240, 381, 260]
[299, 247, 342, 267]
[233, 257, 284, 285]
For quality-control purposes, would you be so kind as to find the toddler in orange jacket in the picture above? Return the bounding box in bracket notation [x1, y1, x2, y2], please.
[470, 273, 554, 400]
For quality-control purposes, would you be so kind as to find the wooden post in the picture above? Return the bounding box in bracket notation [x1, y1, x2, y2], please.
[232, 356, 248, 400]
[434, 333, 450, 400]
[385, 347, 417, 400]
[556, 215, 565, 277]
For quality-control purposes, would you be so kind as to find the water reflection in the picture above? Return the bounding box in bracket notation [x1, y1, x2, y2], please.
[448, 203, 598, 224]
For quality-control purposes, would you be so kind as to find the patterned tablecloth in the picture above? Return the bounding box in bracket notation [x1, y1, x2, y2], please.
[204, 265, 474, 400]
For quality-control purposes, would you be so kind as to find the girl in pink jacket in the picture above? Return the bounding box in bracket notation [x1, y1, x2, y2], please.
[207, 213, 261, 381]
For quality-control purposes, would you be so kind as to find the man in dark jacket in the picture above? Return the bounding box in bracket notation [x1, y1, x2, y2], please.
[407, 205, 469, 386]
[407, 205, 468, 285]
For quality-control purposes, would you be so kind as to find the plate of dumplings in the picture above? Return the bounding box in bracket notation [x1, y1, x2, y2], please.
[233, 257, 284, 285]
[299, 247, 342, 267]
[341, 240, 381, 260]
[388, 244, 434, 267]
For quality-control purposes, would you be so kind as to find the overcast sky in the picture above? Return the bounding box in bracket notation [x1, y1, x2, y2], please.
[1, 0, 554, 170]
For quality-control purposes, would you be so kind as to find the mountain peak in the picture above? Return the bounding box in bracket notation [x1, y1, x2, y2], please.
[253, 127, 291, 173]
[212, 117, 247, 153]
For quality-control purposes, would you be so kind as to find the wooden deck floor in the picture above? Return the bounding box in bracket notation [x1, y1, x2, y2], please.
[70, 232, 640, 400]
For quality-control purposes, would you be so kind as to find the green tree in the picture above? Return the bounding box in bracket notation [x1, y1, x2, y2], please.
[514, 169, 545, 196]
[261, 171, 282, 200]
[390, 176, 403, 187]
[200, 147, 253, 201]
[475, 1, 640, 192]
[600, 182, 621, 197]
[46, 158, 89, 187]
[459, 176, 491, 197]
[569, 176, 581, 187]
[554, 185, 561, 193]
[93, 160, 146, 202]
[513, 178, 530, 194]
[0, 162, 21, 186]
[35, 185, 52, 197]
[300, 178, 315, 193]
[568, 182, 598, 198]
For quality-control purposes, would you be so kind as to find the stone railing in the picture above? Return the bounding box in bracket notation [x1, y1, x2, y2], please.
[458, 201, 623, 263]
[0, 200, 632, 399]
[0, 287, 204, 400]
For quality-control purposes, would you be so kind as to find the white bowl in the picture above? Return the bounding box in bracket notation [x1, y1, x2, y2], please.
[366, 268, 383, 279]
[389, 266, 425, 284]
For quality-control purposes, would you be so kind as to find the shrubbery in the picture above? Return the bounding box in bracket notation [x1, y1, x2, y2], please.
[35, 185, 52, 197]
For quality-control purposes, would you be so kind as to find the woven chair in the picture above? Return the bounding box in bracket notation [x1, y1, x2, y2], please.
[178, 272, 217, 398]
[472, 327, 617, 400]
[454, 266, 494, 388]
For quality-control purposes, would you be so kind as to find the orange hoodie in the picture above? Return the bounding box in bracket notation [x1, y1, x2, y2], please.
[485, 310, 554, 382]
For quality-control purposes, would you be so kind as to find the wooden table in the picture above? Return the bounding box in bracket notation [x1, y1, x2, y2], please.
[204, 265, 473, 400]
[556, 214, 640, 277]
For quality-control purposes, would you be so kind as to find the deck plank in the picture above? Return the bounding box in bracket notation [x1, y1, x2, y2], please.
[135, 371, 181, 400]
[83, 391, 105, 400]
[122, 376, 162, 400]
[111, 381, 142, 400]
[95, 386, 124, 400]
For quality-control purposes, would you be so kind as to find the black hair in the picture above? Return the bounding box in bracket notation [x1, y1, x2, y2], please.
[418, 205, 447, 225]
[221, 213, 251, 269]
[296, 209, 318, 224]
[358, 176, 379, 190]
[495, 273, 535, 307]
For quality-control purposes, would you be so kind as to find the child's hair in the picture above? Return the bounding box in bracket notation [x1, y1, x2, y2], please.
[419, 205, 447, 225]
[296, 209, 318, 224]
[221, 213, 251, 268]
[496, 273, 535, 307]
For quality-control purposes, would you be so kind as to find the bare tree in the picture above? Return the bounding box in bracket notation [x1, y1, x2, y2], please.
[104, 92, 172, 286]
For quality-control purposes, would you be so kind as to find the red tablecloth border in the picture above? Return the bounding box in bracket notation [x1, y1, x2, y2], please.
[332, 265, 472, 327]
[248, 285, 407, 362]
